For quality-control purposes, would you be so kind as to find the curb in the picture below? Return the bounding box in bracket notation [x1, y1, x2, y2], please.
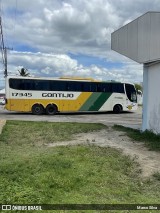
[0, 119, 6, 134]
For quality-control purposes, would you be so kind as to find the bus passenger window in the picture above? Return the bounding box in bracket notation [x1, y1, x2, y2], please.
[97, 83, 102, 92]
[102, 83, 111, 92]
[111, 83, 124, 93]
[83, 82, 91, 92]
[90, 83, 97, 92]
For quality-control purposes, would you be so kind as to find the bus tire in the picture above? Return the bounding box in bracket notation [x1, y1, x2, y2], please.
[113, 104, 122, 114]
[32, 104, 44, 115]
[46, 104, 58, 115]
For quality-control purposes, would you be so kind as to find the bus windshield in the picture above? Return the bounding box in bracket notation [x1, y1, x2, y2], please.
[125, 84, 137, 103]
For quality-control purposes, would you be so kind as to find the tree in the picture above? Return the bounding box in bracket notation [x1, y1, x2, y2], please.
[18, 68, 30, 76]
[135, 83, 143, 92]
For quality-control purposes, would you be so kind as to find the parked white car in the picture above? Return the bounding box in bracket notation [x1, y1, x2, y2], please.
[0, 97, 5, 105]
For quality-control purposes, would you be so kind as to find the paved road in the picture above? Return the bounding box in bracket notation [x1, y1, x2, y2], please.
[0, 105, 142, 129]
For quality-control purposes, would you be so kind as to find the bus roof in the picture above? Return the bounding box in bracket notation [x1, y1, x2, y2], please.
[6, 75, 134, 85]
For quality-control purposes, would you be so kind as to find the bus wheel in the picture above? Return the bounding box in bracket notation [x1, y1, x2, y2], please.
[32, 104, 44, 115]
[113, 104, 122, 114]
[46, 104, 57, 115]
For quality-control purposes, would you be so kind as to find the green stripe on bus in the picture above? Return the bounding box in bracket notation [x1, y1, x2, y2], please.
[79, 93, 101, 111]
[88, 92, 112, 111]
[79, 92, 112, 111]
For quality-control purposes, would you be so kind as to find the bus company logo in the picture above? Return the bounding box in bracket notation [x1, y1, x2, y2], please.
[42, 92, 74, 98]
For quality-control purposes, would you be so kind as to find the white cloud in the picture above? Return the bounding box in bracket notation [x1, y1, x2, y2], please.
[1, 0, 126, 56]
[1, 0, 158, 84]
[7, 51, 142, 83]
[3, 0, 160, 56]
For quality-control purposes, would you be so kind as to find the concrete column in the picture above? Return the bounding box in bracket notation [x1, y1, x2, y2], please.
[142, 62, 160, 134]
[142, 64, 149, 131]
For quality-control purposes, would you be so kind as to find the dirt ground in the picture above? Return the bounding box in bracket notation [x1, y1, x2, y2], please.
[1, 118, 159, 178]
[48, 126, 160, 179]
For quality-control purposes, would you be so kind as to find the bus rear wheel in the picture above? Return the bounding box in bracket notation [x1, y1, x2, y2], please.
[113, 104, 122, 114]
[46, 104, 58, 115]
[32, 104, 44, 115]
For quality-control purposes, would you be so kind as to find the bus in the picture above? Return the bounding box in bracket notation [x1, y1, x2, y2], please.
[5, 76, 138, 115]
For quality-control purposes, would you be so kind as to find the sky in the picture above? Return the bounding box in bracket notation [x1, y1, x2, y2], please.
[0, 0, 160, 88]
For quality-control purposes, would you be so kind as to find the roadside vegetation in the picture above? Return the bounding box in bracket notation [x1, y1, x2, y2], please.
[113, 125, 160, 151]
[0, 121, 160, 213]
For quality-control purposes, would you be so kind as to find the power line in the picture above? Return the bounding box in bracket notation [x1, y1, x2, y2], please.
[0, 16, 13, 77]
[0, 0, 14, 77]
[0, 0, 6, 76]
[0, 16, 5, 66]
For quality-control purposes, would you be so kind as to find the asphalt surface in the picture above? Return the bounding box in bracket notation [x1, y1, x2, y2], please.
[0, 105, 142, 130]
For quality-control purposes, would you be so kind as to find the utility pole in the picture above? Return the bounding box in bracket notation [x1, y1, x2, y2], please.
[4, 47, 13, 77]
[0, 16, 12, 77]
[0, 16, 5, 74]
[4, 46, 7, 76]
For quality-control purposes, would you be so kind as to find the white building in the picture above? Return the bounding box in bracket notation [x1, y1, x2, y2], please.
[111, 11, 160, 134]
[0, 88, 5, 97]
[0, 88, 5, 105]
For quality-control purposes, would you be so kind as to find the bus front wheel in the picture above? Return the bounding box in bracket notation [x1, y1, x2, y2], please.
[46, 104, 58, 115]
[32, 104, 44, 115]
[113, 104, 122, 114]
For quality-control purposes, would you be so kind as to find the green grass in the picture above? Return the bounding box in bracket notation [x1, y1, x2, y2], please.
[0, 121, 160, 213]
[113, 125, 160, 152]
[0, 120, 105, 146]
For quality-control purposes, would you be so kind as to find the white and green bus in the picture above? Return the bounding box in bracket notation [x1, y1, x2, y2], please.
[5, 76, 138, 115]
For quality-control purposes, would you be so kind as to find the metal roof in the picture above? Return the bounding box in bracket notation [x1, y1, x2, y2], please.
[111, 12, 160, 63]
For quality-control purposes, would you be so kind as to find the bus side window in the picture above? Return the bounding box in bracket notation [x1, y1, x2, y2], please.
[83, 82, 91, 92]
[34, 81, 40, 90]
[96, 83, 106, 92]
[66, 81, 74, 91]
[50, 80, 67, 91]
[59, 81, 67, 91]
[24, 80, 31, 90]
[76, 82, 83, 91]
[18, 80, 25, 90]
[107, 83, 112, 92]
[9, 79, 14, 89]
[90, 82, 97, 92]
[9, 79, 23, 90]
[95, 83, 112, 93]
[97, 83, 102, 92]
[66, 81, 82, 91]
[111, 83, 124, 93]
[101, 83, 112, 92]
[34, 80, 50, 91]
